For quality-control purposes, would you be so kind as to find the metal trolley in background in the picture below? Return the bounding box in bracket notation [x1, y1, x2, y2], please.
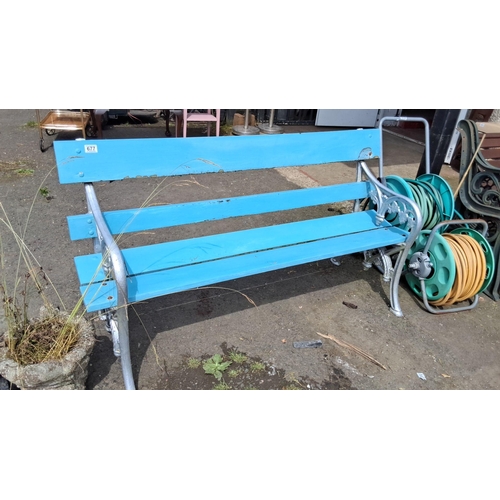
[36, 109, 95, 152]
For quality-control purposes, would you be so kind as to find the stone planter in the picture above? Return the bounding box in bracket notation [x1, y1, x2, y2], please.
[0, 308, 95, 390]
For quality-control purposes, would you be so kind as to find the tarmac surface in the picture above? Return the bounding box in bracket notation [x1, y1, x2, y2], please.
[1, 110, 499, 390]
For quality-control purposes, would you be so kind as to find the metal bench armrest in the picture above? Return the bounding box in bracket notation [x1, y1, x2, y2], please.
[84, 183, 135, 390]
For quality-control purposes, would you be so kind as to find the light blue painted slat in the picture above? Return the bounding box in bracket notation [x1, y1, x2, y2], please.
[54, 129, 381, 184]
[67, 182, 371, 240]
[74, 210, 396, 285]
[81, 226, 406, 312]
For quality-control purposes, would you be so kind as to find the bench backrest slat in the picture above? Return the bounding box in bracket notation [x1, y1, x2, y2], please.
[54, 130, 380, 184]
[67, 182, 371, 240]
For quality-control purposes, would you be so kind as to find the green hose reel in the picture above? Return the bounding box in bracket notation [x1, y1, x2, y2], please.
[405, 226, 493, 303]
[377, 174, 455, 231]
[405, 230, 456, 301]
[365, 172, 490, 310]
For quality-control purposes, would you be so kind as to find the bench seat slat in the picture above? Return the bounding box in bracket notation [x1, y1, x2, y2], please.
[80, 223, 406, 312]
[67, 182, 371, 240]
[54, 130, 380, 184]
[75, 210, 403, 285]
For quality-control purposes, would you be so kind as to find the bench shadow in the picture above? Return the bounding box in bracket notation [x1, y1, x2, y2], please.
[86, 253, 393, 389]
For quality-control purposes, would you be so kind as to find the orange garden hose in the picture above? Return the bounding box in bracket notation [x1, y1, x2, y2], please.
[430, 234, 486, 306]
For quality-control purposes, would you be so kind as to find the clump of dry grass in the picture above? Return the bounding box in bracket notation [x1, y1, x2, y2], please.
[1, 176, 86, 366]
[0, 265, 82, 365]
[5, 308, 80, 365]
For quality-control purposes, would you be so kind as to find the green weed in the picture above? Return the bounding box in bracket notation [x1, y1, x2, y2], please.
[187, 357, 201, 369]
[228, 351, 247, 364]
[16, 169, 34, 176]
[203, 353, 232, 380]
[227, 368, 241, 378]
[0, 159, 34, 174]
[250, 361, 266, 372]
[213, 381, 231, 390]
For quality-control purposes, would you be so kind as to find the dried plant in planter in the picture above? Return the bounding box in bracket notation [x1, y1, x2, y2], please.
[8, 312, 79, 365]
[0, 200, 94, 390]
[0, 303, 95, 390]
[2, 265, 80, 356]
[5, 299, 81, 366]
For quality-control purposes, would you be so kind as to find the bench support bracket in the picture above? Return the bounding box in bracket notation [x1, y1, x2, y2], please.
[357, 161, 423, 317]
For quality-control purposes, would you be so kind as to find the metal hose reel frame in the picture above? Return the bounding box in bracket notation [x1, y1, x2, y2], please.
[412, 219, 489, 314]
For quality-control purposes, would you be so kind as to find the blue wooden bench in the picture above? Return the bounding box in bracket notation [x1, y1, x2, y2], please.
[54, 120, 424, 389]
